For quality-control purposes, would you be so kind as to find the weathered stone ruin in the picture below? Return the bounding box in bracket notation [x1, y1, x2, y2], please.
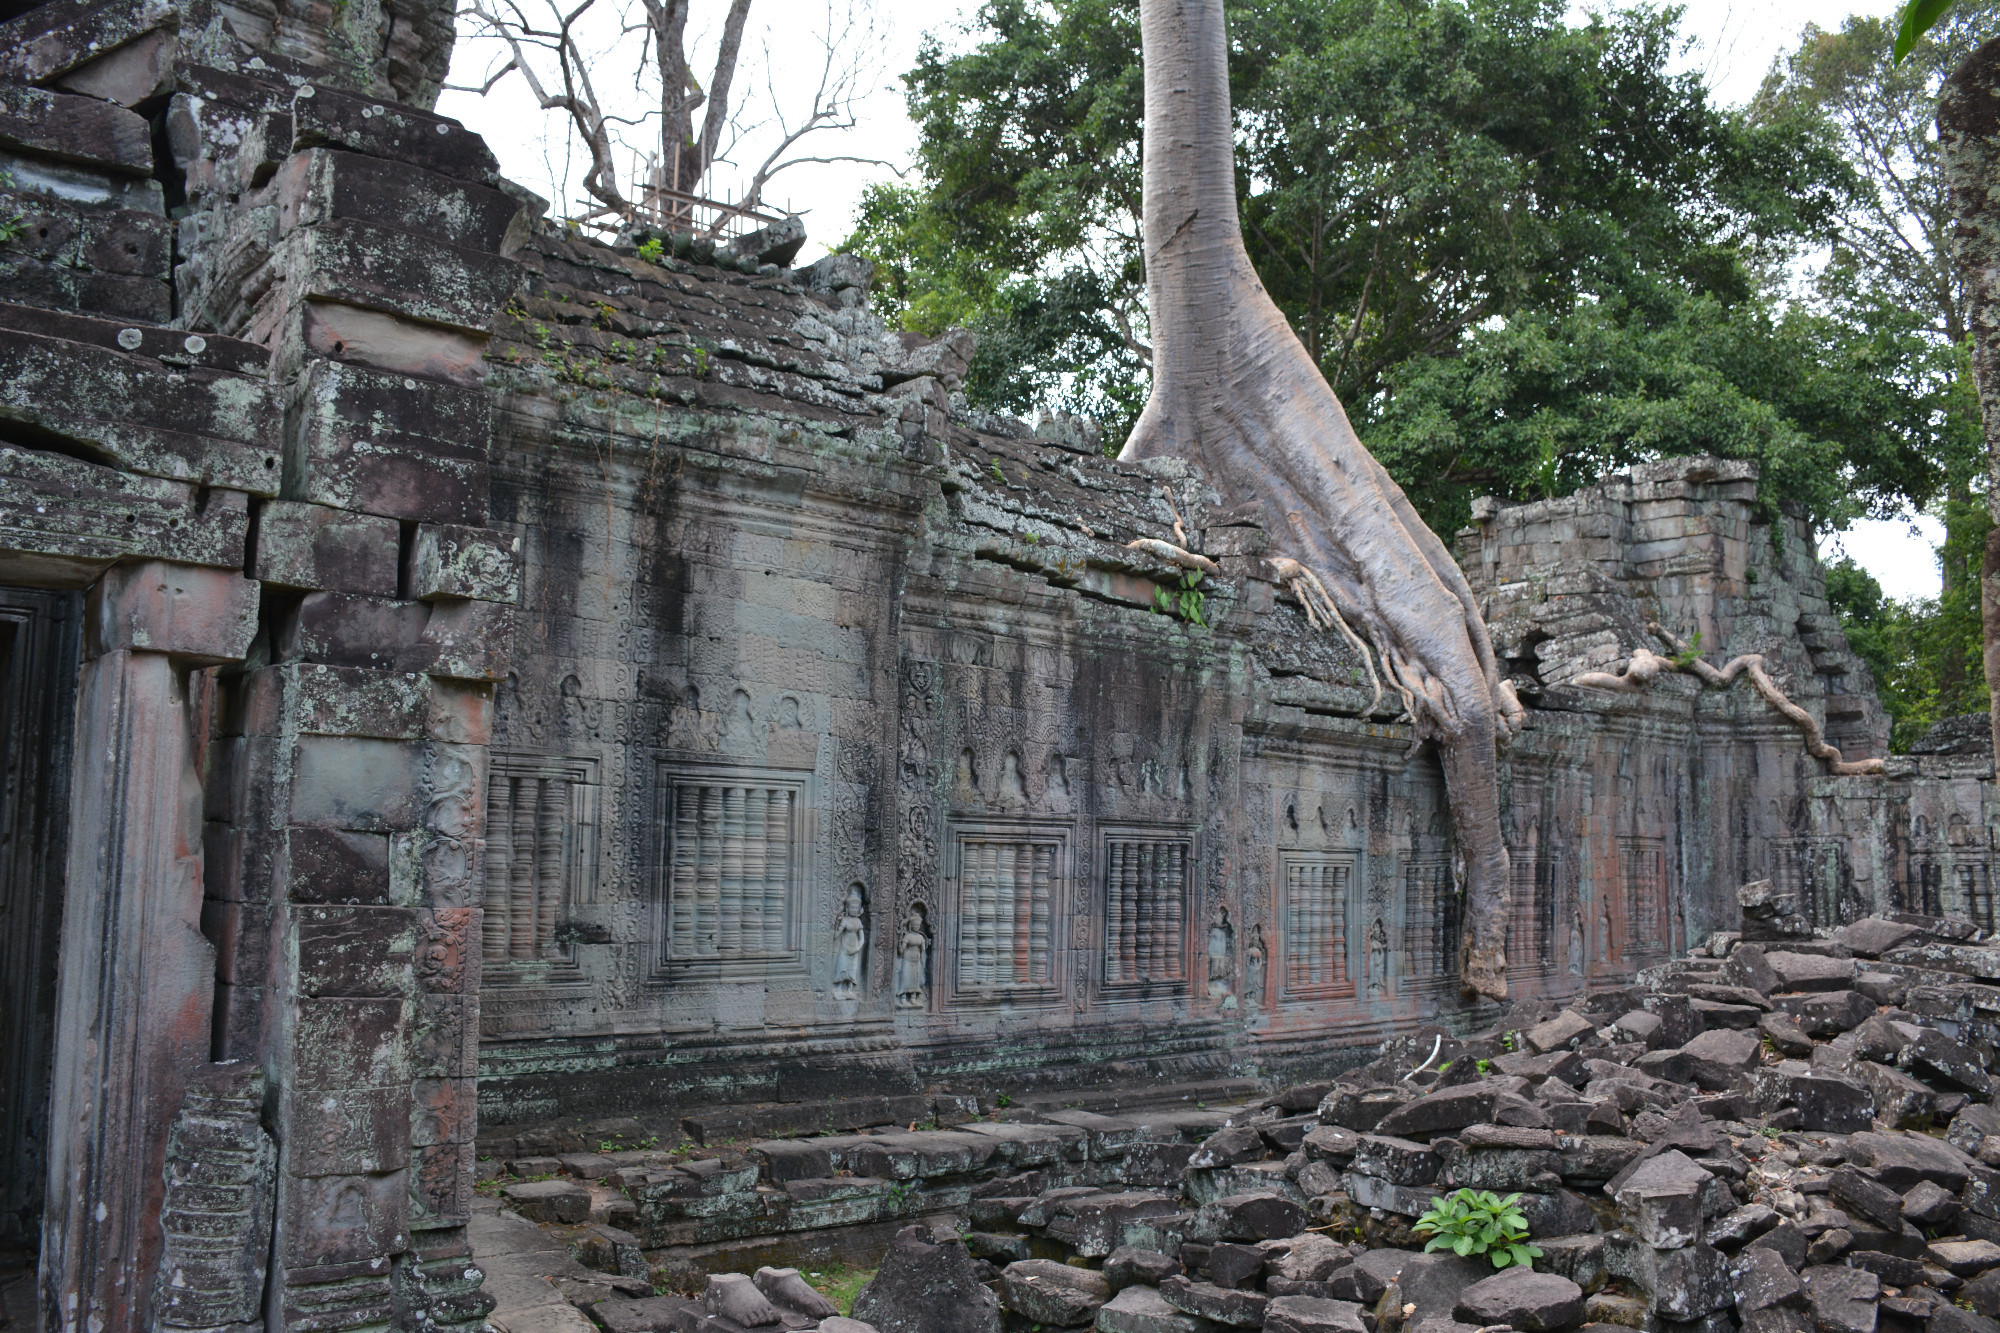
[3, 0, 2000, 1331]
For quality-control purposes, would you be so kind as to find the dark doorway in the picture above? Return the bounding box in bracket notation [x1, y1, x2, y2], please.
[0, 587, 81, 1281]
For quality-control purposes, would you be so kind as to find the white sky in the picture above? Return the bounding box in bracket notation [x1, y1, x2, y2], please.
[439, 0, 1944, 601]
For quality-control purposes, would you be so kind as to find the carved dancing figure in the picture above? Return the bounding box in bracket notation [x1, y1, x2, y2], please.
[894, 904, 930, 1010]
[1568, 905, 1585, 976]
[1367, 917, 1389, 996]
[1207, 904, 1235, 1007]
[1244, 923, 1266, 1008]
[832, 884, 867, 1001]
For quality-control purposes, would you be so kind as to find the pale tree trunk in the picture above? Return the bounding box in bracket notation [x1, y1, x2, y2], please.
[1939, 38, 2000, 763]
[1124, 0, 1524, 999]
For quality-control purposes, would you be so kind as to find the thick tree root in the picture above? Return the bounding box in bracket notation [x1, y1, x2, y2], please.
[1574, 625, 1886, 776]
[1131, 0, 1520, 1001]
[1125, 537, 1220, 574]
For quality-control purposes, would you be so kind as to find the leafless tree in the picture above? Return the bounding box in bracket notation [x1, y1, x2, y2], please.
[451, 0, 898, 232]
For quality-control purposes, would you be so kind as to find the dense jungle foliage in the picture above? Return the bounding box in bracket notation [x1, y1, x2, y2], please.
[843, 0, 1996, 749]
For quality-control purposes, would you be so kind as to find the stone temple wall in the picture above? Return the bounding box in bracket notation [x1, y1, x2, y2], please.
[0, 0, 1990, 1327]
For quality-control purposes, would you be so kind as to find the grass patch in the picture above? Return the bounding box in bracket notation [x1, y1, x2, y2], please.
[803, 1264, 875, 1315]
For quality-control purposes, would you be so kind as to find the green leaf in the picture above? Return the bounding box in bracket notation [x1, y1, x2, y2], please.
[1894, 0, 1957, 63]
[1453, 1235, 1475, 1257]
[1425, 1236, 1452, 1253]
[1491, 1248, 1513, 1268]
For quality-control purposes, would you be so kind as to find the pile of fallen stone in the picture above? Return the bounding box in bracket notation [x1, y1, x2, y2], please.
[503, 903, 2000, 1333]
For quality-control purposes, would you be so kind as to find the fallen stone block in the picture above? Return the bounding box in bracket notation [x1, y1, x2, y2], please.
[1850, 1060, 1935, 1129]
[1189, 1126, 1267, 1170]
[1777, 990, 1876, 1037]
[1159, 1276, 1266, 1328]
[1535, 1236, 1606, 1294]
[1845, 1131, 1976, 1192]
[1764, 953, 1857, 993]
[1095, 1284, 1213, 1333]
[1104, 1246, 1181, 1292]
[1321, 1086, 1414, 1132]
[1454, 1268, 1585, 1332]
[502, 1178, 592, 1224]
[1901, 1028, 1991, 1095]
[1679, 1030, 1762, 1089]
[1350, 1134, 1439, 1185]
[1903, 1179, 1959, 1228]
[1605, 1235, 1732, 1320]
[1722, 944, 1782, 996]
[1377, 1086, 1505, 1138]
[1799, 1265, 1877, 1333]
[1828, 1165, 1906, 1232]
[850, 1227, 1002, 1333]
[1204, 1243, 1264, 1290]
[1929, 1238, 2000, 1277]
[1838, 918, 1923, 959]
[1198, 1191, 1306, 1242]
[999, 1258, 1111, 1326]
[1616, 1153, 1713, 1249]
[1325, 1248, 1408, 1302]
[1729, 1246, 1802, 1314]
[1265, 1234, 1350, 1285]
[1265, 1295, 1368, 1333]
[1342, 1172, 1436, 1216]
[1525, 1012, 1597, 1054]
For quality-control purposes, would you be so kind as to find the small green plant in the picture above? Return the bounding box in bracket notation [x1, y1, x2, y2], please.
[1499, 1030, 1520, 1052]
[1413, 1189, 1541, 1269]
[1022, 532, 1039, 544]
[995, 1094, 1013, 1108]
[692, 346, 711, 377]
[1671, 630, 1704, 669]
[1474, 1058, 1492, 1075]
[1153, 569, 1207, 627]
[991, 459, 1007, 484]
[637, 236, 664, 263]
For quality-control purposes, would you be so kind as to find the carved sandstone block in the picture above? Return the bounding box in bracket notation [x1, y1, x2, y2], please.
[86, 559, 258, 662]
[253, 500, 400, 595]
[410, 523, 520, 603]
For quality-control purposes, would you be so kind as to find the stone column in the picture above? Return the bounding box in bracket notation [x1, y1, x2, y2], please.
[39, 562, 257, 1333]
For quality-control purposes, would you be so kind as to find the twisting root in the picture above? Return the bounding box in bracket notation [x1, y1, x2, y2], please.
[1124, 537, 1221, 574]
[1575, 627, 1886, 777]
[1269, 555, 1385, 715]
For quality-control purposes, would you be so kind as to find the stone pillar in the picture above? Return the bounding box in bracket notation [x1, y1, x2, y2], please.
[40, 562, 257, 1333]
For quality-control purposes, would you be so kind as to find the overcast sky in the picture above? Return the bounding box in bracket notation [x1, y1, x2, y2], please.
[438, 0, 1941, 602]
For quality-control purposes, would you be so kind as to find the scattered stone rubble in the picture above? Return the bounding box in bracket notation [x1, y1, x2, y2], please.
[486, 897, 2000, 1333]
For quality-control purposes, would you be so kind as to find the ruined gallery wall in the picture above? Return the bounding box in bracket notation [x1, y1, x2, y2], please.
[462, 225, 1927, 1128]
[0, 0, 1993, 1320]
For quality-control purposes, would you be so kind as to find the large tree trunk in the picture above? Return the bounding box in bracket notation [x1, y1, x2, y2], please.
[1123, 0, 1523, 999]
[1940, 38, 2000, 764]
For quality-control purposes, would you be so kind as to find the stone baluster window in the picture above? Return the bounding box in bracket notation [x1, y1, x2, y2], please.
[1102, 836, 1190, 994]
[945, 824, 1069, 1004]
[1401, 860, 1459, 986]
[664, 780, 800, 960]
[1508, 854, 1560, 977]
[483, 756, 599, 972]
[1281, 855, 1355, 999]
[1620, 836, 1670, 957]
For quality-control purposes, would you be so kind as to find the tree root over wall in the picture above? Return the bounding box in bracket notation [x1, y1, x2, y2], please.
[1574, 624, 1886, 777]
[1128, 0, 1524, 999]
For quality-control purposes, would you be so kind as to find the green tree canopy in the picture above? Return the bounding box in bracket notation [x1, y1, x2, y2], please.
[848, 0, 1963, 537]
